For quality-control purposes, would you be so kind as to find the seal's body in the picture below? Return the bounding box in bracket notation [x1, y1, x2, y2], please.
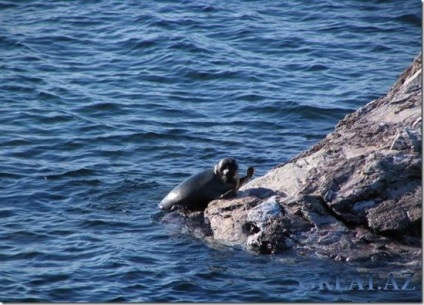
[159, 158, 254, 211]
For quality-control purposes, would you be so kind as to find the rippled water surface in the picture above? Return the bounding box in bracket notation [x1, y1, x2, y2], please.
[1, 0, 422, 302]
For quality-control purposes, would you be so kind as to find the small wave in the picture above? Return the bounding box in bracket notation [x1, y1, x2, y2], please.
[37, 90, 61, 101]
[395, 13, 421, 27]
[181, 68, 241, 81]
[118, 37, 159, 53]
[80, 218, 129, 229]
[0, 250, 44, 261]
[45, 168, 96, 180]
[77, 101, 125, 113]
[0, 209, 16, 218]
[0, 2, 18, 9]
[168, 39, 213, 55]
[306, 64, 329, 72]
[240, 102, 350, 121]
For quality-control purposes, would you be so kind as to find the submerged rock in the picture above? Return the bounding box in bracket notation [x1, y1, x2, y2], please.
[203, 53, 422, 262]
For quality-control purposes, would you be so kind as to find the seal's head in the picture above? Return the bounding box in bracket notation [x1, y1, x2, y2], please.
[214, 157, 239, 183]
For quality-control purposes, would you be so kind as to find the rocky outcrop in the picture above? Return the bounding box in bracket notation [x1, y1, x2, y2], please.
[203, 54, 422, 262]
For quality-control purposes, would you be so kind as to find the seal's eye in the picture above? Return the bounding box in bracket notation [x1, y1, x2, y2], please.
[228, 161, 238, 172]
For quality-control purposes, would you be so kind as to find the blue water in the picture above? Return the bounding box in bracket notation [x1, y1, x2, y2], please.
[1, 0, 421, 302]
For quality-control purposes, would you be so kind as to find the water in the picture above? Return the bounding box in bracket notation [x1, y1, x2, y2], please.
[0, 0, 421, 302]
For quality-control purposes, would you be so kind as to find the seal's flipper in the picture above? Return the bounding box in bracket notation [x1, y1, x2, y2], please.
[238, 166, 255, 189]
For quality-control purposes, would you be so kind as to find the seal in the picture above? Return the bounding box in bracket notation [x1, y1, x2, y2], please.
[158, 158, 254, 211]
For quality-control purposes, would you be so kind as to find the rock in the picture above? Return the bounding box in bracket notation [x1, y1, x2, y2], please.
[162, 54, 422, 263]
[390, 127, 422, 152]
[245, 197, 286, 254]
[204, 53, 422, 262]
[367, 185, 421, 245]
[206, 195, 261, 247]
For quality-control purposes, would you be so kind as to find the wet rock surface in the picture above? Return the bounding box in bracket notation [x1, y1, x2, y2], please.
[161, 54, 422, 263]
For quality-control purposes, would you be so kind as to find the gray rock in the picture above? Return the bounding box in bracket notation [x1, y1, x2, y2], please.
[163, 54, 422, 263]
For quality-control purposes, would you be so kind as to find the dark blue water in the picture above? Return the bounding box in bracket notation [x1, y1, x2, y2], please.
[1, 0, 421, 302]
